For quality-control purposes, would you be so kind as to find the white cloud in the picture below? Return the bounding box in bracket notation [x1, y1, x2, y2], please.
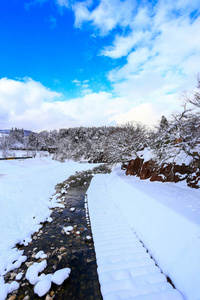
[64, 0, 200, 121]
[0, 77, 191, 131]
[101, 31, 150, 58]
[72, 0, 136, 35]
[108, 13, 200, 99]
[0, 78, 134, 131]
[132, 7, 150, 28]
[71, 79, 81, 86]
[113, 103, 161, 127]
[99, 1, 200, 127]
[72, 1, 92, 28]
[72, 79, 91, 93]
[56, 0, 70, 7]
[0, 78, 61, 131]
[8, 1, 200, 131]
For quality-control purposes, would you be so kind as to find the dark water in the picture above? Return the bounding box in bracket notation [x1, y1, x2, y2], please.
[5, 165, 110, 300]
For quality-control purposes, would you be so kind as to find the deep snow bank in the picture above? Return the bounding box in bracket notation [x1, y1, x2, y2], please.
[88, 168, 200, 300]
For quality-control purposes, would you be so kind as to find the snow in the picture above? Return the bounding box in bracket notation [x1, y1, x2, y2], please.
[26, 260, 47, 285]
[26, 260, 70, 297]
[166, 149, 193, 165]
[0, 278, 19, 300]
[26, 261, 70, 297]
[0, 156, 97, 299]
[47, 216, 53, 222]
[70, 207, 76, 212]
[51, 268, 71, 285]
[62, 226, 74, 235]
[136, 148, 194, 166]
[137, 147, 156, 162]
[87, 167, 200, 300]
[1, 154, 200, 299]
[35, 250, 47, 259]
[15, 272, 23, 280]
[34, 277, 52, 297]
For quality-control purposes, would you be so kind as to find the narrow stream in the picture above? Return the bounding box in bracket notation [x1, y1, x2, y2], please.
[5, 165, 110, 300]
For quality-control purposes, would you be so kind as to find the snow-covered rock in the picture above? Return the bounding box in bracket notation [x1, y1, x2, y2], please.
[51, 268, 71, 285]
[26, 260, 47, 285]
[34, 278, 52, 297]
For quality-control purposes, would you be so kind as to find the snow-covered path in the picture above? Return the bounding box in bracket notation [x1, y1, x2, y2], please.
[88, 174, 183, 300]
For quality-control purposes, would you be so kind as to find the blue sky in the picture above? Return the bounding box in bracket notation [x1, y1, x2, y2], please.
[0, 0, 200, 131]
[0, 0, 113, 97]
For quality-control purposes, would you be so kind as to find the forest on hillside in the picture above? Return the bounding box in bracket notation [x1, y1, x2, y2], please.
[1, 78, 200, 168]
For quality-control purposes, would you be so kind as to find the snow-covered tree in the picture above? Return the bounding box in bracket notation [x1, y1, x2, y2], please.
[9, 128, 25, 148]
[104, 122, 148, 163]
[151, 78, 200, 166]
[0, 134, 10, 157]
[27, 132, 39, 150]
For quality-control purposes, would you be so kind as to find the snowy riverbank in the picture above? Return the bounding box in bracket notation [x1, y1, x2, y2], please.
[88, 167, 200, 300]
[0, 157, 97, 299]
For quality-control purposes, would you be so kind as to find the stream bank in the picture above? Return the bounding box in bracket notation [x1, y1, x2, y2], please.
[5, 164, 111, 300]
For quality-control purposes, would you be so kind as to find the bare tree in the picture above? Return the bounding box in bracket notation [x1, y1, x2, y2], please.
[184, 75, 200, 108]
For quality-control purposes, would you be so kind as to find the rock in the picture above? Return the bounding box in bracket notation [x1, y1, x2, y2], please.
[86, 258, 94, 263]
[22, 283, 28, 287]
[60, 246, 66, 252]
[25, 262, 33, 268]
[61, 252, 67, 257]
[187, 171, 200, 188]
[85, 235, 92, 242]
[150, 174, 165, 182]
[50, 291, 55, 296]
[8, 295, 17, 300]
[23, 296, 30, 300]
[10, 272, 17, 280]
[126, 158, 143, 176]
[125, 157, 200, 188]
[45, 294, 53, 300]
[140, 161, 154, 179]
[58, 255, 62, 262]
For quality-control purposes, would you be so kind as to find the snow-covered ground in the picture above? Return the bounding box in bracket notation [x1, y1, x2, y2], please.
[88, 168, 200, 300]
[1, 156, 200, 300]
[0, 149, 48, 158]
[0, 156, 97, 299]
